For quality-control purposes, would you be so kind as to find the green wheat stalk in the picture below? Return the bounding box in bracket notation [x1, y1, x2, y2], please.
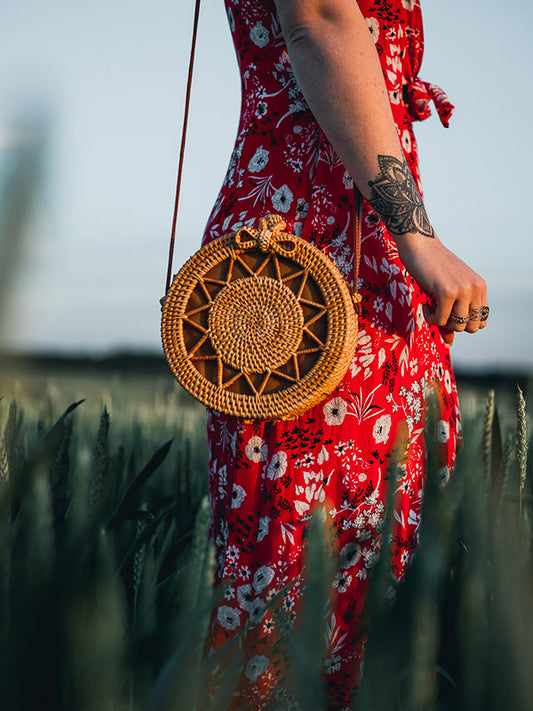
[0, 512, 11, 644]
[133, 503, 149, 609]
[89, 407, 110, 520]
[0, 441, 8, 487]
[516, 385, 528, 525]
[494, 432, 514, 559]
[482, 389, 495, 481]
[185, 496, 211, 612]
[24, 471, 55, 586]
[3, 401, 20, 476]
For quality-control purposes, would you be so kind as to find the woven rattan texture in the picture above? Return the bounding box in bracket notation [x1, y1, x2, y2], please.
[208, 276, 304, 373]
[161, 217, 359, 421]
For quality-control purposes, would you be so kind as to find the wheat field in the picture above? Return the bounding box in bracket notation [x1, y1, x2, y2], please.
[0, 355, 532, 711]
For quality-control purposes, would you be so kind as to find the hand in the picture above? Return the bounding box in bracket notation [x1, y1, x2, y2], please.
[395, 232, 488, 344]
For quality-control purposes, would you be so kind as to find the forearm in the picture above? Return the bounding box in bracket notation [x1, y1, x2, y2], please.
[275, 0, 433, 239]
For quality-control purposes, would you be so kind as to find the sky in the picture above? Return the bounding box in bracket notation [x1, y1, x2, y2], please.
[1, 0, 532, 371]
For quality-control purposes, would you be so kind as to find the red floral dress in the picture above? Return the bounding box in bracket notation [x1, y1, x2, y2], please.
[201, 1, 460, 708]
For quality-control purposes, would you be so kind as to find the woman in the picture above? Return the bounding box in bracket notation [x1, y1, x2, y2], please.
[201, 0, 487, 707]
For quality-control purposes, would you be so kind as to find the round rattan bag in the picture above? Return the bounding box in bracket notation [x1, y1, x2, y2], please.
[161, 214, 360, 421]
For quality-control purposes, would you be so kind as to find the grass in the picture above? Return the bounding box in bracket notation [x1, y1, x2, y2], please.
[0, 358, 532, 710]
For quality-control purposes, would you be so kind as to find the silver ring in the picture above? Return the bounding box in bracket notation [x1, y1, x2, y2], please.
[449, 311, 469, 325]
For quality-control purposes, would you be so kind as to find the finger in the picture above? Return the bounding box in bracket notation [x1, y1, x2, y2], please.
[446, 300, 470, 332]
[468, 304, 490, 331]
[422, 302, 434, 324]
[439, 327, 455, 346]
[465, 305, 481, 333]
[424, 295, 455, 328]
[423, 303, 457, 344]
[478, 281, 489, 330]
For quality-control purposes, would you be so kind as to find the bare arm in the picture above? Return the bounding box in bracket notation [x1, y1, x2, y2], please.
[273, 0, 487, 338]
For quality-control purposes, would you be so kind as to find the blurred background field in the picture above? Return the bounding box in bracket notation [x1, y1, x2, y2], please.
[0, 354, 533, 710]
[1, 349, 530, 425]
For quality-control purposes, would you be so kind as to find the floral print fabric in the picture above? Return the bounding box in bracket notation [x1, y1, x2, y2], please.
[201, 1, 461, 707]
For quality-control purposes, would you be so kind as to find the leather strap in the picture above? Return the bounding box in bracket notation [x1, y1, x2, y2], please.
[165, 0, 363, 307]
[165, 0, 202, 295]
[353, 186, 363, 312]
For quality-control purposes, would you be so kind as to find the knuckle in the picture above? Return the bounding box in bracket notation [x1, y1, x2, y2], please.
[473, 276, 487, 294]
[440, 286, 456, 301]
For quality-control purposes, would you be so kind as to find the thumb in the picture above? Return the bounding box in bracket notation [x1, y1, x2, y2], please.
[422, 299, 452, 328]
[422, 301, 437, 325]
[440, 328, 455, 346]
[422, 303, 454, 345]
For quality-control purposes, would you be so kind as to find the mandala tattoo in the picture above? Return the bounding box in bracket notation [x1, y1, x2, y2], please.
[368, 155, 435, 238]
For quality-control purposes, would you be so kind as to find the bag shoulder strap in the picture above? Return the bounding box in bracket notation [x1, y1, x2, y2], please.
[353, 187, 363, 312]
[165, 0, 202, 294]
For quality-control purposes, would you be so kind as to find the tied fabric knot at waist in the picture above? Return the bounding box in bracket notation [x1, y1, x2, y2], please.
[403, 77, 455, 128]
